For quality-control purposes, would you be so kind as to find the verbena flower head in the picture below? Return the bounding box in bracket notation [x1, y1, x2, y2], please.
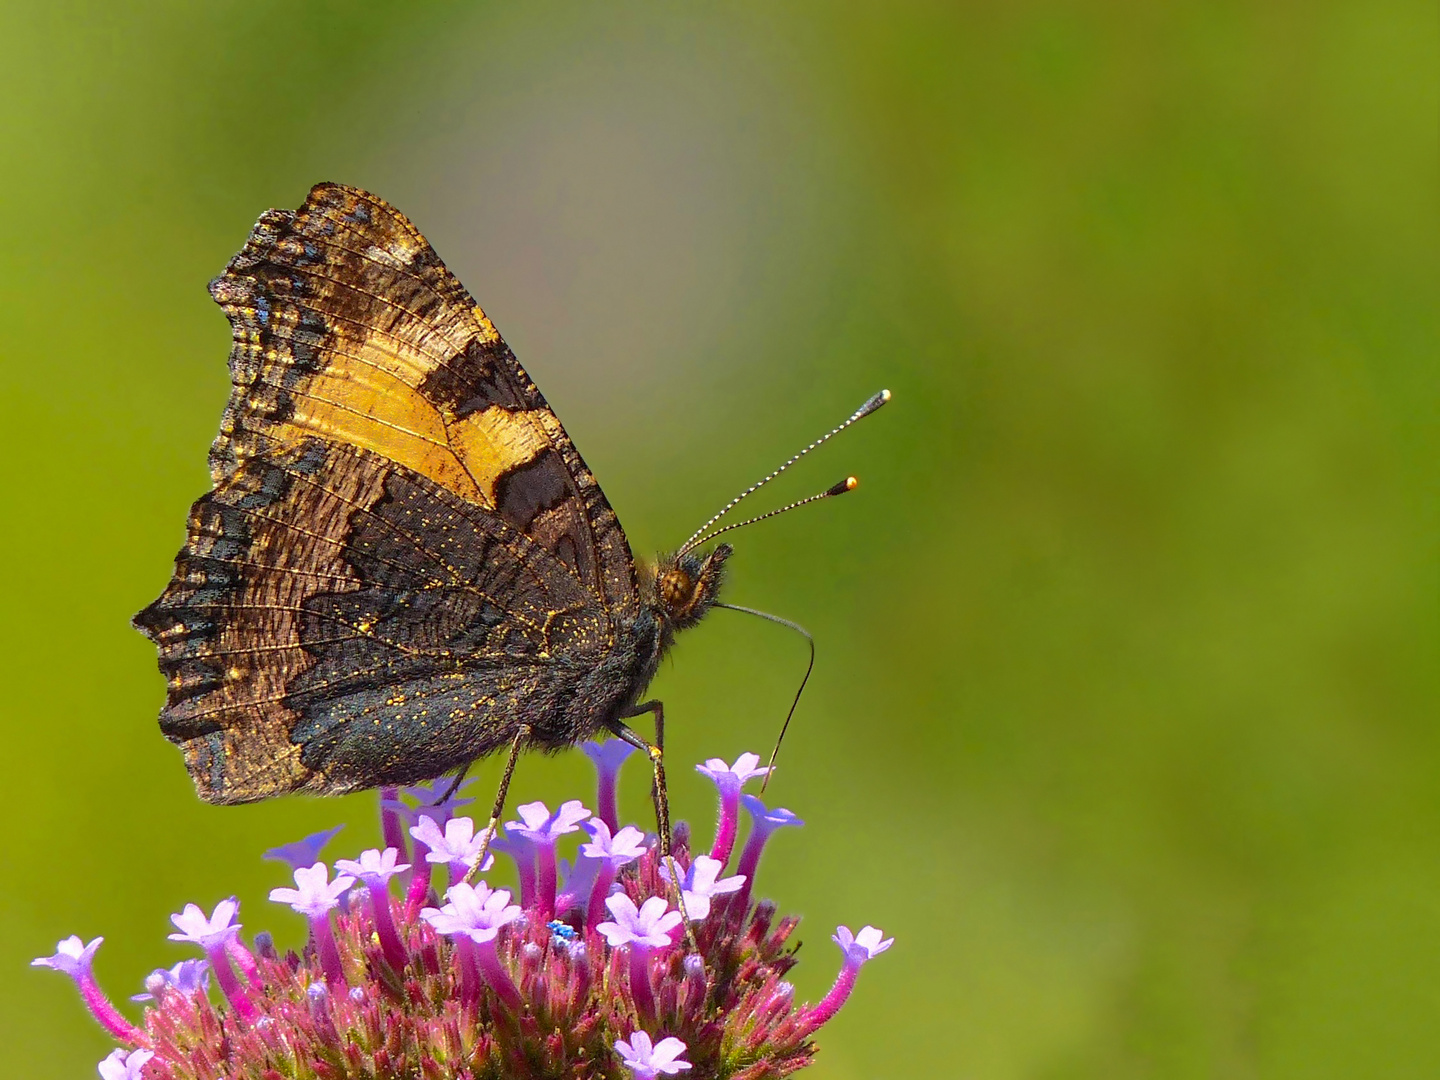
[38, 746, 892, 1079]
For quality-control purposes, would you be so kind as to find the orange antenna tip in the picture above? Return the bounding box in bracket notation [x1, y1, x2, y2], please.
[846, 475, 859, 490]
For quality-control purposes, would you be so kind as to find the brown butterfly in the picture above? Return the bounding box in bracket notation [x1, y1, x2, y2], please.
[134, 182, 887, 856]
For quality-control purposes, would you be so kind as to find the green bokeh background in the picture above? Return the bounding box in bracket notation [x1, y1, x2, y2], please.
[2, 3, 1435, 1077]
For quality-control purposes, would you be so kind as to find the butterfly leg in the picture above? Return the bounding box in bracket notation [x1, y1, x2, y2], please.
[468, 724, 530, 882]
[437, 761, 471, 804]
[612, 703, 672, 853]
[613, 702, 698, 950]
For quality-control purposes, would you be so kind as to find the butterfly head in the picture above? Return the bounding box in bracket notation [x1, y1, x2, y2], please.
[649, 543, 733, 632]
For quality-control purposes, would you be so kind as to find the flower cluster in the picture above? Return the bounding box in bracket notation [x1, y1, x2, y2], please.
[37, 746, 891, 1079]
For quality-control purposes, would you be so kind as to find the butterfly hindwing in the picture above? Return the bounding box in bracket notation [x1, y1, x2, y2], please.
[135, 438, 643, 801]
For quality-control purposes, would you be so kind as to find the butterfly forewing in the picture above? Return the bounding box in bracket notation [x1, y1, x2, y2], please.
[135, 184, 648, 802]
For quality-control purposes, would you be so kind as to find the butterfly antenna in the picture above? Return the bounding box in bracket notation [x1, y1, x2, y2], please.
[683, 476, 860, 550]
[713, 603, 814, 794]
[677, 388, 891, 558]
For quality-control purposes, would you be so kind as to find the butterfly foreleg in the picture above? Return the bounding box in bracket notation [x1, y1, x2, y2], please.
[612, 702, 699, 951]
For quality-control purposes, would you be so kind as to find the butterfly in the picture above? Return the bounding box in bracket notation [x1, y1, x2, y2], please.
[134, 183, 887, 848]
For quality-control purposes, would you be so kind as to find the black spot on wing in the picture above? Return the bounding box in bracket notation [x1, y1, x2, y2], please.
[494, 449, 571, 535]
[417, 336, 528, 418]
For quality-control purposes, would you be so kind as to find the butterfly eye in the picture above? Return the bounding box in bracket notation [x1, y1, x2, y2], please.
[659, 568, 695, 611]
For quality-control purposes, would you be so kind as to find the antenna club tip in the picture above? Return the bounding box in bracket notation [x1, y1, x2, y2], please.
[856, 388, 892, 418]
[845, 475, 859, 491]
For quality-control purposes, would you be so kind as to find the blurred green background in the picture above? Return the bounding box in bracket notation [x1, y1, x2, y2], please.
[2, 2, 1435, 1077]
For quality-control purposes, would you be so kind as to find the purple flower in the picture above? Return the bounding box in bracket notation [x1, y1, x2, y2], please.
[800, 924, 894, 1033]
[334, 847, 411, 970]
[732, 796, 803, 913]
[32, 936, 142, 1042]
[380, 786, 407, 856]
[507, 799, 591, 844]
[262, 824, 345, 870]
[696, 752, 771, 865]
[334, 846, 410, 887]
[269, 862, 355, 920]
[597, 893, 682, 1019]
[582, 737, 637, 831]
[167, 898, 256, 1021]
[387, 780, 476, 916]
[555, 853, 602, 921]
[614, 1031, 693, 1078]
[132, 958, 210, 1002]
[32, 934, 103, 979]
[420, 881, 524, 945]
[597, 894, 683, 950]
[410, 815, 496, 884]
[664, 855, 746, 922]
[390, 777, 476, 822]
[834, 924, 894, 962]
[695, 752, 770, 787]
[421, 882, 524, 1012]
[580, 819, 649, 865]
[269, 864, 354, 984]
[506, 800, 590, 921]
[489, 828, 538, 908]
[579, 818, 651, 930]
[168, 898, 243, 951]
[98, 1047, 155, 1080]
